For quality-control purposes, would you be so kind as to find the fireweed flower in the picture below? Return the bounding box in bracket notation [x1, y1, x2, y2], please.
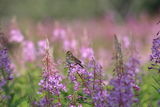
[37, 40, 47, 56]
[80, 47, 94, 60]
[0, 48, 13, 105]
[67, 53, 107, 106]
[150, 36, 160, 63]
[62, 28, 78, 53]
[107, 58, 140, 107]
[79, 35, 105, 104]
[149, 35, 160, 104]
[107, 36, 140, 107]
[68, 64, 87, 87]
[9, 29, 24, 43]
[63, 39, 77, 52]
[107, 75, 135, 107]
[126, 57, 140, 88]
[80, 35, 94, 60]
[122, 36, 130, 48]
[67, 63, 90, 106]
[149, 36, 160, 73]
[0, 48, 13, 85]
[87, 59, 108, 107]
[52, 28, 66, 40]
[22, 41, 36, 62]
[38, 40, 66, 106]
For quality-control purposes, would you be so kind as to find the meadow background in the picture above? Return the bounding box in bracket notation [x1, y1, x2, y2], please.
[0, 0, 160, 107]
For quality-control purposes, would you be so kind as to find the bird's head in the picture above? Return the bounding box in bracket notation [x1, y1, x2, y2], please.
[66, 51, 73, 57]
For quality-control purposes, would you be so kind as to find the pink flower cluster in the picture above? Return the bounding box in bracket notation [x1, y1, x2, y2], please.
[37, 42, 66, 106]
[9, 29, 24, 43]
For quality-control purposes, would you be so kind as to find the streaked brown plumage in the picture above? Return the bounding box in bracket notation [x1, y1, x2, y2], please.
[66, 51, 84, 68]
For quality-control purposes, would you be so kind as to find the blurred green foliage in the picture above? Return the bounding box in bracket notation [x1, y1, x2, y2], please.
[0, 0, 159, 20]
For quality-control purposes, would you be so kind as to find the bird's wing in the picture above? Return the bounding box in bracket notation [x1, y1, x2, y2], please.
[74, 56, 82, 64]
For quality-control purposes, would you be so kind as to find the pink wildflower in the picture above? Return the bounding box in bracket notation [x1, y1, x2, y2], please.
[9, 29, 24, 43]
[22, 41, 36, 62]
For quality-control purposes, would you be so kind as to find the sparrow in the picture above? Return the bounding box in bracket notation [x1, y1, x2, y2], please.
[66, 51, 84, 68]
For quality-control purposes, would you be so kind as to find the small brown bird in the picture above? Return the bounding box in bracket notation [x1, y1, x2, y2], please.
[66, 51, 84, 68]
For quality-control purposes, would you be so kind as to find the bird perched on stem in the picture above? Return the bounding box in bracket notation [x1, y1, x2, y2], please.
[66, 51, 84, 68]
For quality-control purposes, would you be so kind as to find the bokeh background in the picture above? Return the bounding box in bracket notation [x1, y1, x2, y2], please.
[0, 0, 160, 59]
[0, 0, 160, 106]
[0, 0, 160, 20]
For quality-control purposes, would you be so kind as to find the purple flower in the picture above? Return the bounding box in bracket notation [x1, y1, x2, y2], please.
[39, 71, 66, 95]
[87, 59, 108, 107]
[107, 36, 140, 107]
[68, 64, 86, 92]
[37, 42, 66, 106]
[0, 80, 6, 88]
[67, 58, 107, 106]
[150, 36, 160, 63]
[125, 57, 140, 86]
[0, 48, 13, 105]
[107, 76, 134, 107]
[0, 48, 13, 85]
